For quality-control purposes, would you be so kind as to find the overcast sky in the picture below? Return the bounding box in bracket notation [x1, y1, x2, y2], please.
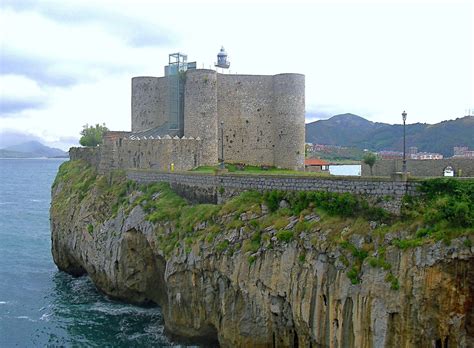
[0, 0, 472, 150]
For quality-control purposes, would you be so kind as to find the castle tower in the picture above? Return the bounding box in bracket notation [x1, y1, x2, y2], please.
[272, 74, 305, 170]
[183, 69, 219, 165]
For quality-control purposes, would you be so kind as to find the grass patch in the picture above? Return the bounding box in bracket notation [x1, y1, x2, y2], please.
[385, 272, 400, 290]
[191, 163, 330, 177]
[276, 230, 294, 243]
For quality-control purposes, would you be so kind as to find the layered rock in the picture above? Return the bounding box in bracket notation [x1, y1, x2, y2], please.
[51, 162, 474, 347]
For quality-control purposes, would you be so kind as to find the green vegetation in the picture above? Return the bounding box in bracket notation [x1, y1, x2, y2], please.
[393, 178, 474, 249]
[54, 160, 473, 289]
[367, 247, 391, 270]
[347, 266, 360, 285]
[263, 190, 390, 221]
[385, 272, 400, 290]
[79, 123, 109, 147]
[191, 163, 330, 177]
[305, 113, 474, 157]
[362, 152, 377, 176]
[276, 230, 294, 243]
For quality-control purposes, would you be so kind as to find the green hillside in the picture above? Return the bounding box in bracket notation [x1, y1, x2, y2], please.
[306, 114, 474, 157]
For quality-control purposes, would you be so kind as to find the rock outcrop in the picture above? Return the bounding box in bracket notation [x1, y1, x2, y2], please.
[51, 161, 474, 347]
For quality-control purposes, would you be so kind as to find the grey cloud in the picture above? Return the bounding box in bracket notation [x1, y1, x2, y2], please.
[0, 50, 79, 86]
[1, 48, 133, 87]
[0, 97, 46, 116]
[1, 0, 176, 47]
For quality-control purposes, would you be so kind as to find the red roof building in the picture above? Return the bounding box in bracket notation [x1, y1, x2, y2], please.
[305, 159, 329, 172]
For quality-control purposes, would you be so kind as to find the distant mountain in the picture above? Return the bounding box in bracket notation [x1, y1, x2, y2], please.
[0, 141, 68, 158]
[306, 114, 474, 157]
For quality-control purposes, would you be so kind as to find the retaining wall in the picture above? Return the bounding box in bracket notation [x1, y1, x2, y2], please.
[362, 158, 474, 177]
[126, 170, 420, 214]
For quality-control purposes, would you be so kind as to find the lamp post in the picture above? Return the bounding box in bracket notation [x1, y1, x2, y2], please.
[402, 110, 407, 173]
[220, 121, 225, 169]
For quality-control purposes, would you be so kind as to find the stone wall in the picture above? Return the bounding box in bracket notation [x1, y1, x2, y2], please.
[217, 74, 276, 166]
[184, 70, 218, 166]
[131, 76, 172, 133]
[362, 158, 474, 177]
[130, 69, 305, 170]
[217, 73, 305, 170]
[69, 147, 100, 168]
[70, 134, 203, 175]
[126, 170, 421, 214]
[272, 74, 305, 170]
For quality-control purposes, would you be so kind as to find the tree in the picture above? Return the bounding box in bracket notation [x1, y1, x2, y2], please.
[79, 123, 109, 147]
[363, 152, 377, 176]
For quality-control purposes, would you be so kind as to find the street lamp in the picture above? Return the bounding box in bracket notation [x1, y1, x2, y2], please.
[402, 110, 407, 173]
[220, 121, 225, 169]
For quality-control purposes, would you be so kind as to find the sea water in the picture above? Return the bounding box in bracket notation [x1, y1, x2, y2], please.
[0, 159, 172, 347]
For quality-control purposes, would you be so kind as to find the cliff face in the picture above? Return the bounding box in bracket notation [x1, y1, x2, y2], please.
[50, 161, 474, 347]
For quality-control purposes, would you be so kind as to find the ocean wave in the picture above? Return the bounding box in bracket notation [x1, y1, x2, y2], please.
[16, 315, 37, 322]
[90, 302, 162, 316]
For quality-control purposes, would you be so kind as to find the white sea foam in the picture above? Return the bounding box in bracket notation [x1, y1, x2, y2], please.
[0, 301, 8, 304]
[40, 313, 51, 321]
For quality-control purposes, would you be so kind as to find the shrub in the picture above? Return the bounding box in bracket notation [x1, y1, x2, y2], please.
[276, 230, 293, 243]
[263, 190, 286, 212]
[347, 266, 360, 284]
[216, 240, 229, 253]
[385, 272, 400, 290]
[79, 123, 108, 147]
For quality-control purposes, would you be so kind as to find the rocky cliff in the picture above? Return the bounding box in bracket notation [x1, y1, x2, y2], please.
[50, 160, 474, 347]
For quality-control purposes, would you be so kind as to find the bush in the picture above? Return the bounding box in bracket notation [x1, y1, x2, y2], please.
[347, 266, 360, 284]
[276, 230, 294, 243]
[79, 123, 108, 147]
[263, 190, 286, 212]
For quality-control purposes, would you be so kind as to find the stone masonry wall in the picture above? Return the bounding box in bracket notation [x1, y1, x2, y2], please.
[217, 73, 305, 170]
[130, 69, 305, 170]
[71, 136, 203, 175]
[126, 170, 420, 214]
[112, 137, 202, 172]
[69, 147, 100, 168]
[217, 74, 275, 166]
[131, 76, 171, 133]
[362, 158, 474, 177]
[183, 70, 218, 166]
[272, 74, 305, 170]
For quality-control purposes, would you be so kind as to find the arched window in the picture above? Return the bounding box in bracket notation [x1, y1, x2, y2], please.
[443, 166, 454, 177]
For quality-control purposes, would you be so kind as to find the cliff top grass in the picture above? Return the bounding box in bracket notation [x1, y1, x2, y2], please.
[54, 161, 474, 263]
[191, 163, 331, 177]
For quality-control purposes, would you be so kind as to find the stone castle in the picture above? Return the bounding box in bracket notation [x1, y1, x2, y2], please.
[88, 51, 305, 173]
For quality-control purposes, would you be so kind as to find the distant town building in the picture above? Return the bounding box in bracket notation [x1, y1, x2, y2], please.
[410, 152, 443, 160]
[378, 148, 443, 160]
[378, 151, 403, 160]
[453, 146, 474, 158]
[304, 158, 329, 172]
